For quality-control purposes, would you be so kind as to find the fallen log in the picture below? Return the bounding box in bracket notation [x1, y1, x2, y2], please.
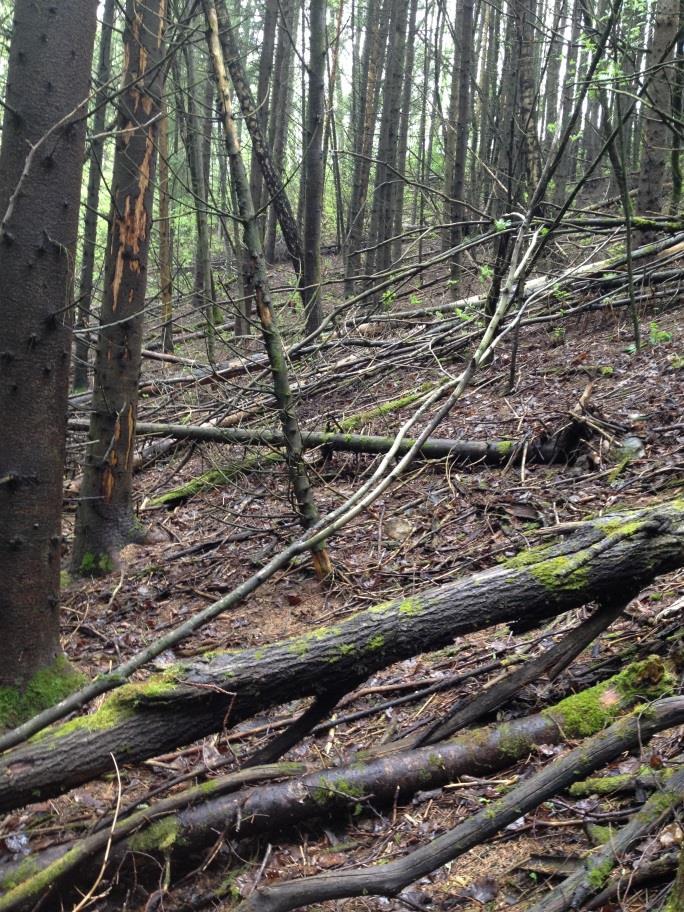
[0, 658, 671, 911]
[0, 499, 682, 813]
[527, 761, 684, 912]
[68, 418, 582, 465]
[233, 697, 684, 912]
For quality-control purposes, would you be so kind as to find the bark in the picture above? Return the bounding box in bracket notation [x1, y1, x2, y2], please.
[0, 0, 97, 688]
[265, 0, 300, 262]
[0, 661, 670, 911]
[71, 0, 165, 574]
[235, 698, 684, 912]
[1, 499, 683, 812]
[389, 0, 418, 264]
[158, 102, 174, 353]
[73, 0, 117, 391]
[203, 0, 330, 575]
[343, 0, 390, 294]
[445, 0, 474, 290]
[528, 764, 684, 912]
[302, 0, 327, 334]
[68, 416, 591, 466]
[637, 0, 679, 235]
[249, 0, 278, 240]
[214, 0, 304, 278]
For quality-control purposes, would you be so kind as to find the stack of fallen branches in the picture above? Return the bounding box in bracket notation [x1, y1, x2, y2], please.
[0, 498, 683, 910]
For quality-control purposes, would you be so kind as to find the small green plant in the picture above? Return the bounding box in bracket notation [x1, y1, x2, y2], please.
[648, 321, 672, 345]
[479, 263, 494, 281]
[409, 293, 422, 307]
[550, 326, 566, 345]
[381, 288, 396, 311]
[494, 218, 510, 232]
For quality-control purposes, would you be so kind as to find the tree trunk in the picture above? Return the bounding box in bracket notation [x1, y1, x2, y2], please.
[390, 0, 418, 263]
[203, 0, 331, 575]
[302, 0, 327, 333]
[71, 0, 165, 575]
[158, 103, 174, 353]
[0, 0, 97, 702]
[2, 499, 684, 812]
[249, 0, 278, 241]
[637, 0, 679, 237]
[73, 0, 117, 391]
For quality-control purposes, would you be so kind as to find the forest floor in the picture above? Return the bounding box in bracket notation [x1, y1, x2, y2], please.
[4, 248, 684, 911]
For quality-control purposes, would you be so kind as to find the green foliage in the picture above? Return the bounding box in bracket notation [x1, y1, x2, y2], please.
[479, 263, 494, 281]
[648, 321, 673, 345]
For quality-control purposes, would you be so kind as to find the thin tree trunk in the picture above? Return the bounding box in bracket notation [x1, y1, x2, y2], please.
[73, 0, 117, 392]
[72, 0, 166, 574]
[302, 0, 327, 333]
[203, 0, 331, 576]
[249, 0, 278, 240]
[158, 102, 174, 353]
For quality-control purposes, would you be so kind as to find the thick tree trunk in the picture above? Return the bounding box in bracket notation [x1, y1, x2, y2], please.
[1, 499, 683, 812]
[73, 0, 117, 391]
[249, 0, 278, 240]
[71, 0, 165, 574]
[0, 0, 97, 694]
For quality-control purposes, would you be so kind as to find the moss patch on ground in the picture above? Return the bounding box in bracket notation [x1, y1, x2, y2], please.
[0, 656, 85, 731]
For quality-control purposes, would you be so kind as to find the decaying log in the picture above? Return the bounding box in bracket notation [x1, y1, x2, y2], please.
[0, 659, 672, 911]
[233, 698, 684, 912]
[528, 762, 684, 912]
[0, 500, 682, 813]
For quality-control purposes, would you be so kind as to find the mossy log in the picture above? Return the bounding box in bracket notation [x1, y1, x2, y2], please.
[0, 660, 672, 911]
[233, 698, 684, 912]
[0, 502, 683, 812]
[528, 762, 684, 912]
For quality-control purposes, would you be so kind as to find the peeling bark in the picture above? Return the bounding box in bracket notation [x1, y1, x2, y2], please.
[71, 0, 166, 573]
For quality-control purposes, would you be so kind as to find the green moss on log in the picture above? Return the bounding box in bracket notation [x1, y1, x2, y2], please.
[0, 656, 85, 731]
[129, 815, 182, 852]
[543, 656, 673, 737]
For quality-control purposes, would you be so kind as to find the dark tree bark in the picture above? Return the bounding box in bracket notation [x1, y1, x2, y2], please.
[343, 0, 389, 294]
[637, 0, 679, 237]
[265, 0, 300, 262]
[71, 0, 166, 574]
[73, 0, 117, 391]
[1, 499, 683, 812]
[249, 0, 278, 240]
[0, 0, 98, 696]
[158, 102, 174, 353]
[302, 0, 327, 333]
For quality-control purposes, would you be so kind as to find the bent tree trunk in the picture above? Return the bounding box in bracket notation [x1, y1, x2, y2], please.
[0, 499, 683, 812]
[72, 0, 166, 574]
[0, 0, 97, 714]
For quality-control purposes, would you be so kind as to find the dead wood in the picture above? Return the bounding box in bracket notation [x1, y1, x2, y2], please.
[68, 409, 590, 467]
[0, 660, 671, 911]
[232, 698, 684, 912]
[527, 762, 684, 912]
[0, 499, 682, 814]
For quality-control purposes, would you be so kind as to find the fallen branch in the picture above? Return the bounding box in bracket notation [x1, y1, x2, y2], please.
[0, 659, 671, 911]
[527, 762, 684, 912]
[232, 698, 684, 912]
[0, 499, 682, 813]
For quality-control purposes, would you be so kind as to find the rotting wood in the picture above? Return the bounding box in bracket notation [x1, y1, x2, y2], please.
[0, 499, 683, 813]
